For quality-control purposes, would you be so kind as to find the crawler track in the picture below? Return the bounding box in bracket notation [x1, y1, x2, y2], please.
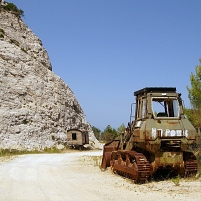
[110, 150, 150, 183]
[184, 152, 198, 176]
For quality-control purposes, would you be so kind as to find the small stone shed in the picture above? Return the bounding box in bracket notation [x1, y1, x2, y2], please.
[67, 129, 89, 149]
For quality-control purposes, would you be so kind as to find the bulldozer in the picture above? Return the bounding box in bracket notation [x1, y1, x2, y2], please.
[101, 87, 198, 183]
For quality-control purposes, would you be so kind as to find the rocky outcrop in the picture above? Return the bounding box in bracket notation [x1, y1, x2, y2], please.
[0, 1, 6, 6]
[0, 8, 102, 150]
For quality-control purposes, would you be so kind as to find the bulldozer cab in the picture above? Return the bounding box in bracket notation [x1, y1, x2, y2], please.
[131, 87, 183, 122]
[128, 87, 197, 141]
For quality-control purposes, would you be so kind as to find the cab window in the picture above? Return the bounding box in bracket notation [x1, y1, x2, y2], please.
[136, 98, 147, 119]
[152, 97, 179, 118]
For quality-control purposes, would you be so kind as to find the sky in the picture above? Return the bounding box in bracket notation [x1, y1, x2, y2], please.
[10, 0, 201, 131]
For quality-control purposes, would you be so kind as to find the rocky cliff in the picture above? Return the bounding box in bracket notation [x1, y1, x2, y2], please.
[0, 6, 101, 150]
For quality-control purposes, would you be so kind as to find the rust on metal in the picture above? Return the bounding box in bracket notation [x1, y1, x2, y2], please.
[183, 151, 198, 176]
[101, 87, 198, 183]
[110, 150, 150, 183]
[101, 140, 120, 170]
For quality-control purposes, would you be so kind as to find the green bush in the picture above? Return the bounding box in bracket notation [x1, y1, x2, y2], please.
[3, 2, 24, 18]
[171, 175, 180, 186]
[0, 28, 5, 34]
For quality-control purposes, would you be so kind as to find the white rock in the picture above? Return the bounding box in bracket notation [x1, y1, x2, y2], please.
[0, 9, 101, 150]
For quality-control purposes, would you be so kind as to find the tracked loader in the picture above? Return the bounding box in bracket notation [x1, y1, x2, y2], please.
[101, 87, 198, 183]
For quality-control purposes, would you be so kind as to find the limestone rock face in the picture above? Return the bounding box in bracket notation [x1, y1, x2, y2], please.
[0, 9, 101, 150]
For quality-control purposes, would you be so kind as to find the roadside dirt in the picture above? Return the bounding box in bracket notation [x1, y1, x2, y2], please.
[0, 150, 200, 201]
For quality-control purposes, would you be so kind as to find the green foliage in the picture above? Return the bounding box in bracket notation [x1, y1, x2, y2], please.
[91, 125, 101, 140]
[2, 2, 24, 18]
[117, 123, 126, 133]
[101, 125, 119, 142]
[0, 147, 62, 157]
[186, 59, 201, 127]
[186, 60, 201, 171]
[43, 147, 62, 153]
[197, 171, 201, 178]
[171, 175, 180, 186]
[0, 28, 4, 38]
[0, 149, 40, 156]
[0, 28, 5, 34]
[184, 108, 201, 127]
[187, 60, 201, 109]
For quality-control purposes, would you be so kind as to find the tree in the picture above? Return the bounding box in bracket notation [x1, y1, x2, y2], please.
[101, 125, 118, 142]
[91, 125, 101, 140]
[186, 59, 201, 127]
[117, 123, 126, 133]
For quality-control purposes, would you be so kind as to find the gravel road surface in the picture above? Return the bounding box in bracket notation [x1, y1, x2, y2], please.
[0, 150, 200, 201]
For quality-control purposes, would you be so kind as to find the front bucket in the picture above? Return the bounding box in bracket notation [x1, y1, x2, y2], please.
[101, 140, 120, 170]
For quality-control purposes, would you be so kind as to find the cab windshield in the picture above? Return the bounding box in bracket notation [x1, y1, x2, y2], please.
[152, 97, 179, 118]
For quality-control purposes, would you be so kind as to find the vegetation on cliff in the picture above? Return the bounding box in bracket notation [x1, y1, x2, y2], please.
[0, 1, 24, 18]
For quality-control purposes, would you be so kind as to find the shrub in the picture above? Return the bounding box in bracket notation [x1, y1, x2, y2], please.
[3, 2, 24, 18]
[171, 175, 180, 186]
[0, 28, 5, 34]
[0, 28, 4, 38]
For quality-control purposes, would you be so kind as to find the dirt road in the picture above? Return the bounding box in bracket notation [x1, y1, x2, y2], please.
[0, 150, 200, 201]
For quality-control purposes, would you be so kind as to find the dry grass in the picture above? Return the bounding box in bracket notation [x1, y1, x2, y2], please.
[0, 147, 63, 158]
[80, 155, 102, 167]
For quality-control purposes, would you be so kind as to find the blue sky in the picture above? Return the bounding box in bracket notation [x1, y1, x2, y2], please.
[10, 0, 201, 131]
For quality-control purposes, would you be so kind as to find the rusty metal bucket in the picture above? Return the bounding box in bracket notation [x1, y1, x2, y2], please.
[101, 140, 120, 170]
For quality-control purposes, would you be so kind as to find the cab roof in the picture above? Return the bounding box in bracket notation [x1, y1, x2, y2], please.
[134, 87, 176, 96]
